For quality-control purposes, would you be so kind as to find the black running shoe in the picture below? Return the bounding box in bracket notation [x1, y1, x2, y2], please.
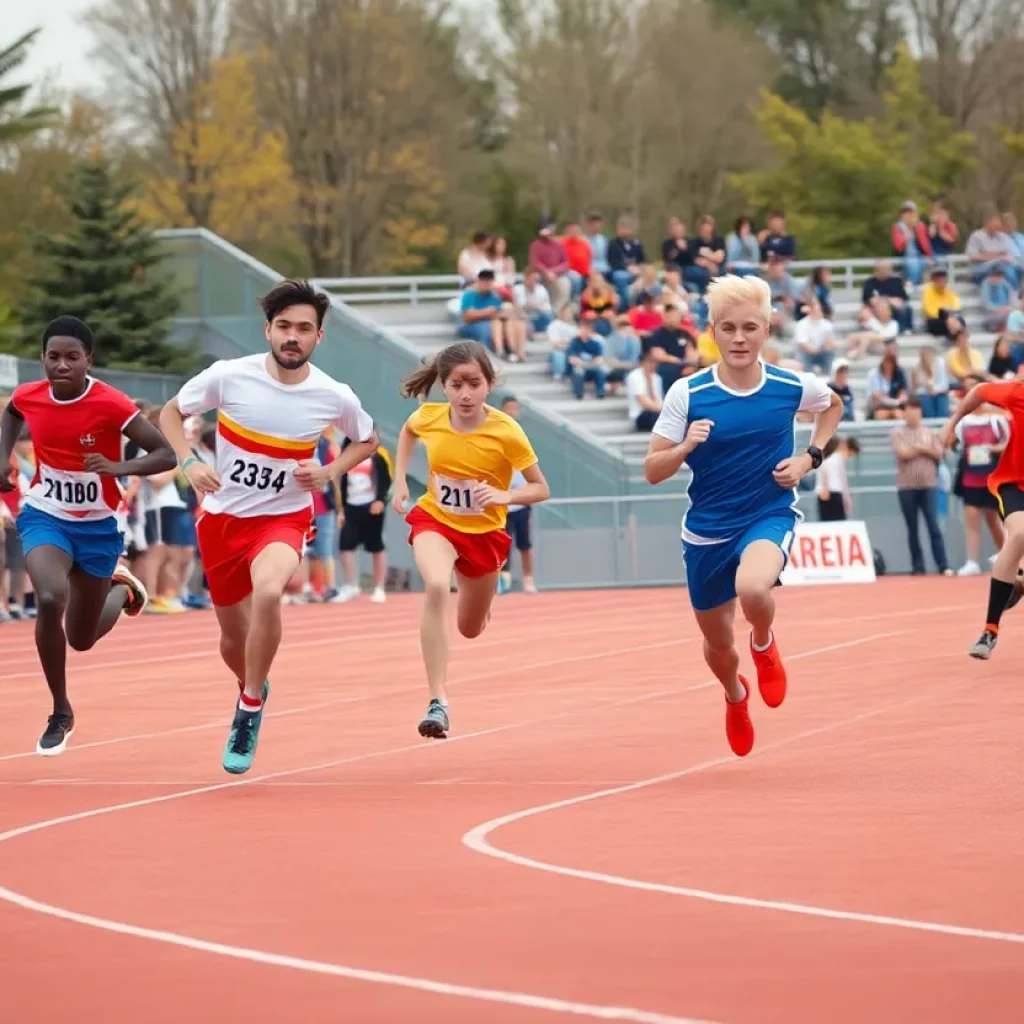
[1005, 570, 1024, 612]
[968, 630, 998, 660]
[37, 712, 75, 756]
[418, 699, 449, 739]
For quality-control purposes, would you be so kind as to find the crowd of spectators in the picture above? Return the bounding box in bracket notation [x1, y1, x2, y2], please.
[450, 203, 1024, 432]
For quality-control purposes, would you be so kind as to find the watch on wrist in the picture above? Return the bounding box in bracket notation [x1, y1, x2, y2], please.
[806, 446, 824, 470]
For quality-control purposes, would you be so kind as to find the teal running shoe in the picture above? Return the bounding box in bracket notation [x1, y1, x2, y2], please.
[223, 680, 271, 775]
[418, 698, 449, 739]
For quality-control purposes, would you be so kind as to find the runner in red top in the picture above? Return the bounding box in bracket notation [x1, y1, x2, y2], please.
[0, 316, 177, 755]
[939, 379, 1024, 659]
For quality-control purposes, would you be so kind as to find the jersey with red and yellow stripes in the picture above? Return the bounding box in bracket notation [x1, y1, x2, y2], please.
[175, 354, 374, 518]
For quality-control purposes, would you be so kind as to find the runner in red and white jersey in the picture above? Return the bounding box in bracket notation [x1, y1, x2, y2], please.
[0, 316, 177, 755]
[159, 278, 378, 774]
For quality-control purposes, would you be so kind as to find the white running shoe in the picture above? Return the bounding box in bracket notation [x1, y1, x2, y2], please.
[370, 587, 386, 603]
[330, 584, 360, 603]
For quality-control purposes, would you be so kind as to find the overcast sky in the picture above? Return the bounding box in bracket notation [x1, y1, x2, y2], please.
[11, 0, 104, 96]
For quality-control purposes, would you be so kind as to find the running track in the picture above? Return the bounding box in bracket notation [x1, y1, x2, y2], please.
[0, 579, 1021, 1023]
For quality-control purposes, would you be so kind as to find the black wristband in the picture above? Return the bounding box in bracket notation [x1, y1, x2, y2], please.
[806, 446, 824, 470]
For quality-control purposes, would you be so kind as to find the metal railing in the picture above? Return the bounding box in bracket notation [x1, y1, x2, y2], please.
[312, 254, 975, 306]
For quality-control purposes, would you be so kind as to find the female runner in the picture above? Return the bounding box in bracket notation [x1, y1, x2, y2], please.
[392, 341, 550, 738]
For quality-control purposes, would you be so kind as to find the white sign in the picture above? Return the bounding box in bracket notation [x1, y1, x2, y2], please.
[0, 354, 17, 389]
[781, 520, 876, 586]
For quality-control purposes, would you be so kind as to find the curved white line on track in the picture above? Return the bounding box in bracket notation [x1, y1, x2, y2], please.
[0, 692, 730, 1021]
[463, 671, 1024, 947]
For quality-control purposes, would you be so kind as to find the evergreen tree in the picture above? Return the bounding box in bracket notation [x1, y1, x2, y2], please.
[20, 158, 184, 369]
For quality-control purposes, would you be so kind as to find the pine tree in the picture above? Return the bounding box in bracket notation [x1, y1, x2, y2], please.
[21, 157, 184, 370]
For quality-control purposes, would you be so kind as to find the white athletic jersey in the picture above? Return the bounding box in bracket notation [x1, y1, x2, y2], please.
[176, 354, 374, 518]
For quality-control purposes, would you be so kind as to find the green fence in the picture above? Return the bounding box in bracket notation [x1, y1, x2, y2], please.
[156, 228, 630, 498]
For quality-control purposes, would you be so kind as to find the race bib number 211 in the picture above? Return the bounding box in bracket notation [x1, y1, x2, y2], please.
[435, 474, 481, 516]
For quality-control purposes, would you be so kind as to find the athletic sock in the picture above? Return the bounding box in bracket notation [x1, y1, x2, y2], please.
[239, 691, 264, 714]
[985, 578, 1016, 633]
[751, 630, 774, 653]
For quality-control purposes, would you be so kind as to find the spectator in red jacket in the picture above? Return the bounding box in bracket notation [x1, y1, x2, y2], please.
[561, 222, 592, 298]
[891, 200, 933, 286]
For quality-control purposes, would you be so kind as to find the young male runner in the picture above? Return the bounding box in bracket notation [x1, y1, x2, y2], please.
[938, 380, 1024, 658]
[644, 276, 844, 756]
[159, 279, 378, 774]
[0, 317, 176, 754]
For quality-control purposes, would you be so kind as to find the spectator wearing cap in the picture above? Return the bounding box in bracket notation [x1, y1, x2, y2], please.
[861, 259, 913, 333]
[607, 216, 646, 311]
[457, 269, 525, 360]
[980, 265, 1015, 332]
[891, 200, 932, 286]
[528, 220, 572, 309]
[586, 212, 610, 276]
[828, 359, 855, 421]
[911, 346, 950, 419]
[561, 222, 592, 298]
[922, 267, 962, 338]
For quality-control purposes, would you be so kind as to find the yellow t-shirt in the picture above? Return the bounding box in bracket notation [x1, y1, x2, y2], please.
[697, 330, 721, 365]
[406, 402, 538, 533]
[922, 284, 961, 321]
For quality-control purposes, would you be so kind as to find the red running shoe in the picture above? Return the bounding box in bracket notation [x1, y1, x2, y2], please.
[725, 676, 754, 757]
[750, 632, 787, 709]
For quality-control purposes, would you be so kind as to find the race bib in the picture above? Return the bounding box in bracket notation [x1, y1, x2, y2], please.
[434, 474, 481, 516]
[37, 467, 108, 512]
[967, 446, 991, 467]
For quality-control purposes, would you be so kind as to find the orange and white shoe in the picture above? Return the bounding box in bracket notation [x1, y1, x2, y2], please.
[750, 631, 787, 709]
[112, 564, 148, 617]
[725, 676, 755, 757]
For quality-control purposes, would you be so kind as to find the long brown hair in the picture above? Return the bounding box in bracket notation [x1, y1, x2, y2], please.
[399, 342, 497, 399]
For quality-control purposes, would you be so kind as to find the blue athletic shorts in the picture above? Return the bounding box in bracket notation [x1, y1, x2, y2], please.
[682, 512, 798, 612]
[17, 504, 124, 579]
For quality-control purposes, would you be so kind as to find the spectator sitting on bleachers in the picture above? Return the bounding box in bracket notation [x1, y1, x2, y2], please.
[946, 325, 986, 392]
[546, 304, 577, 377]
[928, 200, 959, 259]
[829, 359, 855, 421]
[867, 349, 909, 420]
[626, 349, 664, 432]
[911, 346, 951, 418]
[847, 295, 899, 359]
[580, 272, 618, 334]
[725, 216, 761, 276]
[661, 216, 692, 275]
[981, 265, 1015, 332]
[1004, 211, 1024, 261]
[861, 259, 912, 333]
[797, 266, 833, 320]
[628, 290, 663, 336]
[457, 269, 525, 360]
[561, 221, 592, 298]
[586, 212, 610, 276]
[758, 210, 797, 264]
[793, 296, 836, 374]
[643, 302, 699, 395]
[987, 335, 1017, 380]
[765, 256, 802, 336]
[661, 266, 689, 307]
[1006, 293, 1024, 363]
[512, 266, 553, 336]
[528, 220, 572, 310]
[688, 215, 726, 293]
[457, 231, 492, 284]
[628, 264, 660, 305]
[487, 235, 516, 295]
[891, 200, 932, 286]
[566, 317, 607, 400]
[966, 210, 1021, 289]
[602, 315, 642, 393]
[922, 267, 961, 338]
[607, 216, 645, 310]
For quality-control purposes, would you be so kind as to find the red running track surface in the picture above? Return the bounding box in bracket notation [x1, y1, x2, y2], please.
[0, 579, 1022, 1023]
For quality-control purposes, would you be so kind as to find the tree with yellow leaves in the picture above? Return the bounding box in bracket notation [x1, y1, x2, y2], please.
[134, 54, 299, 253]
